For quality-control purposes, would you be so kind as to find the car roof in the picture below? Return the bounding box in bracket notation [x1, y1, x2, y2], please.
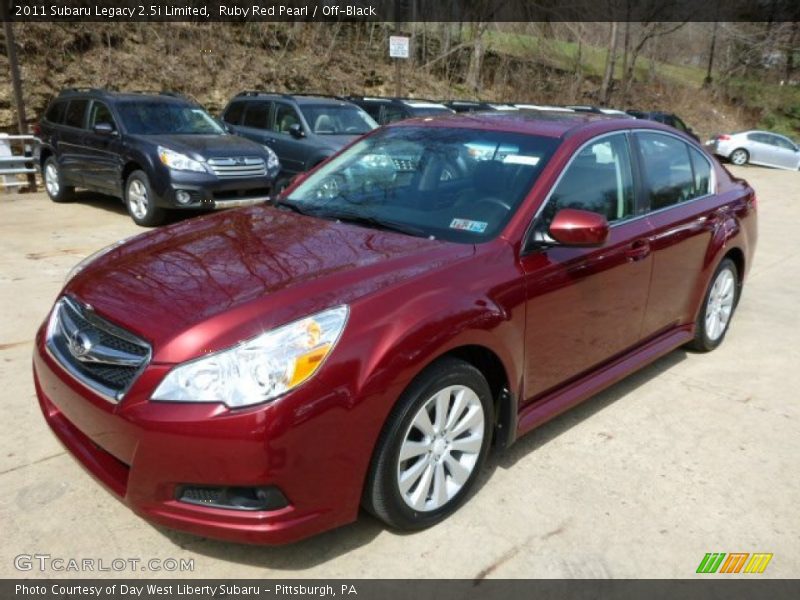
[388, 110, 641, 139]
[55, 89, 193, 105]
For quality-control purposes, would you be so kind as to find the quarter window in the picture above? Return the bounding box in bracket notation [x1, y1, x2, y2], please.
[242, 102, 269, 129]
[63, 99, 89, 129]
[544, 133, 635, 224]
[689, 147, 712, 196]
[637, 132, 696, 210]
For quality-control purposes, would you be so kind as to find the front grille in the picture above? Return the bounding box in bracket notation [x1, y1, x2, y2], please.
[207, 157, 267, 179]
[45, 296, 151, 403]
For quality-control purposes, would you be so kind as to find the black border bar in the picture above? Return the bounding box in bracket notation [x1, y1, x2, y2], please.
[5, 579, 800, 600]
[4, 0, 800, 23]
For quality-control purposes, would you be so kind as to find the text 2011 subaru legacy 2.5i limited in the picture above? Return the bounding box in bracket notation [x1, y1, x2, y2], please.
[33, 111, 757, 544]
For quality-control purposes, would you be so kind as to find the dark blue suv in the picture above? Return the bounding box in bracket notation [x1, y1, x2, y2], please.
[221, 92, 377, 189]
[37, 89, 281, 226]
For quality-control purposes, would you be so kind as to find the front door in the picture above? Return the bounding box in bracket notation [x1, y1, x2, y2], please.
[521, 132, 653, 402]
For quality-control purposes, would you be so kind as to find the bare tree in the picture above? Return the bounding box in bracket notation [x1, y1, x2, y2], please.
[599, 22, 619, 104]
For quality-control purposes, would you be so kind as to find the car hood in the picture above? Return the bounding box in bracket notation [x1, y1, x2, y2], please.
[129, 134, 268, 160]
[67, 207, 471, 363]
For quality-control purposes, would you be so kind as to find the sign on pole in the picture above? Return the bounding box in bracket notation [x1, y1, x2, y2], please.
[389, 36, 410, 59]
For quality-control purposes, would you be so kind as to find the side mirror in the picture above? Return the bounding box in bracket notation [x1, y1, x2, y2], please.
[289, 123, 305, 139]
[93, 122, 116, 136]
[548, 208, 609, 246]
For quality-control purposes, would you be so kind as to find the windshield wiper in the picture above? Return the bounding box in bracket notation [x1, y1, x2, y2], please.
[327, 212, 428, 238]
[270, 198, 317, 216]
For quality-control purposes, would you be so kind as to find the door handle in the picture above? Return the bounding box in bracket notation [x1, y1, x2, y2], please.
[625, 239, 651, 262]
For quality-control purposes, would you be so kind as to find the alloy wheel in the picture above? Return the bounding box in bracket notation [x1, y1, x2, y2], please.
[705, 267, 736, 341]
[44, 163, 60, 197]
[731, 150, 747, 166]
[128, 179, 149, 220]
[396, 384, 485, 512]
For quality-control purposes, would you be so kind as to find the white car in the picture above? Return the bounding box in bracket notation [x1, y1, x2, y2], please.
[707, 130, 800, 170]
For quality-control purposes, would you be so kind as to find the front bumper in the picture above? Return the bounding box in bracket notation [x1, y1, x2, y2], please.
[155, 170, 275, 210]
[32, 326, 365, 544]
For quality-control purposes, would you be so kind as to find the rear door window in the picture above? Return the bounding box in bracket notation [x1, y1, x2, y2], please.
[637, 132, 696, 211]
[544, 133, 635, 224]
[223, 101, 245, 125]
[45, 101, 67, 124]
[242, 102, 269, 129]
[64, 99, 89, 129]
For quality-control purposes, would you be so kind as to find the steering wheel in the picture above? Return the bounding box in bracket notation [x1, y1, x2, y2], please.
[314, 173, 347, 202]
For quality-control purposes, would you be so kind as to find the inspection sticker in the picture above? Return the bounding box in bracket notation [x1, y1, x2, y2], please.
[450, 218, 488, 233]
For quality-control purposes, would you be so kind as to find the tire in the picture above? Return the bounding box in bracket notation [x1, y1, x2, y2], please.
[729, 148, 749, 166]
[125, 170, 166, 227]
[363, 357, 494, 531]
[687, 258, 739, 352]
[42, 157, 75, 203]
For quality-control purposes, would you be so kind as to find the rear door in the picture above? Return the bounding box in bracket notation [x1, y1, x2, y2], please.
[81, 100, 122, 193]
[521, 132, 653, 400]
[58, 98, 90, 185]
[634, 131, 719, 337]
[233, 100, 272, 145]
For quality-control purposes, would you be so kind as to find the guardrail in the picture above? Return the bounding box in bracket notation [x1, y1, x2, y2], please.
[0, 134, 39, 193]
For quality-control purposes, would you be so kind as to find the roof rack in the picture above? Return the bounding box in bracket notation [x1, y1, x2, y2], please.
[58, 87, 109, 96]
[235, 90, 349, 101]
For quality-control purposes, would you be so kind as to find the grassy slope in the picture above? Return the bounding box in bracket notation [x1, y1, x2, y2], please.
[486, 30, 800, 138]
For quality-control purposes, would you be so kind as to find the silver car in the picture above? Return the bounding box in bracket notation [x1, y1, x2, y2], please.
[707, 130, 800, 170]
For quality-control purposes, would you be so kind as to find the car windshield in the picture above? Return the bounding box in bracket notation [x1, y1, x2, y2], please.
[285, 126, 559, 243]
[301, 105, 377, 135]
[117, 101, 225, 135]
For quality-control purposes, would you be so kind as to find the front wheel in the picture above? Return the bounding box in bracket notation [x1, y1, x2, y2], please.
[125, 170, 165, 227]
[363, 358, 493, 531]
[687, 258, 739, 352]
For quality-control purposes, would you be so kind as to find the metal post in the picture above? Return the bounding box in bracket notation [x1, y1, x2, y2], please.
[1, 3, 37, 191]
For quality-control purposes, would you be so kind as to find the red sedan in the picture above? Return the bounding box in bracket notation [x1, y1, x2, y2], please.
[33, 112, 757, 543]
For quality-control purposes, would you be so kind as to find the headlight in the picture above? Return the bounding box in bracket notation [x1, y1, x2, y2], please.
[158, 146, 206, 173]
[64, 236, 135, 285]
[263, 145, 281, 173]
[152, 305, 349, 408]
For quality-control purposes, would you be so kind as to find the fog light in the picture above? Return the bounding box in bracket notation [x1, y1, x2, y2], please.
[178, 485, 289, 511]
[176, 190, 192, 205]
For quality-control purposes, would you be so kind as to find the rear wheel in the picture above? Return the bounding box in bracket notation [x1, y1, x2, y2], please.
[363, 358, 493, 530]
[729, 148, 749, 166]
[687, 258, 739, 352]
[43, 157, 75, 203]
[125, 170, 165, 227]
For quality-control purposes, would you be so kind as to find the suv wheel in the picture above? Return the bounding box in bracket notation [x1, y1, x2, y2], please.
[125, 170, 165, 227]
[363, 358, 493, 530]
[688, 258, 739, 352]
[43, 157, 74, 203]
